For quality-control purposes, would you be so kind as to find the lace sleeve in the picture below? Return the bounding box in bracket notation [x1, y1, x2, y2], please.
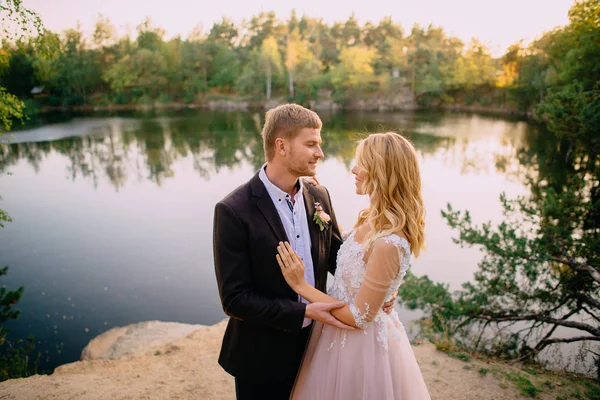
[349, 237, 406, 329]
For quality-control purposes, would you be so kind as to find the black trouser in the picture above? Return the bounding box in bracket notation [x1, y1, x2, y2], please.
[235, 325, 311, 400]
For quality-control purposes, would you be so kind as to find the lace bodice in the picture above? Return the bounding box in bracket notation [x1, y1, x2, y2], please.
[327, 230, 411, 349]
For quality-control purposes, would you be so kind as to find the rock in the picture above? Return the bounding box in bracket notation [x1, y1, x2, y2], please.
[207, 100, 249, 110]
[80, 321, 203, 361]
[0, 318, 574, 400]
[263, 98, 286, 110]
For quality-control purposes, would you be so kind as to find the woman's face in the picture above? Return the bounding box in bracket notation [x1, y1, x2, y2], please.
[351, 162, 368, 195]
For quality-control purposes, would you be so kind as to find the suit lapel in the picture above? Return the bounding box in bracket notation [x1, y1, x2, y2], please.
[303, 186, 321, 287]
[256, 195, 289, 243]
[251, 172, 289, 243]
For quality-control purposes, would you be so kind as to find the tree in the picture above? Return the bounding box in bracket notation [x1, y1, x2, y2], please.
[242, 11, 281, 49]
[206, 17, 238, 48]
[54, 28, 102, 105]
[285, 28, 321, 99]
[103, 48, 168, 102]
[558, 0, 600, 90]
[399, 67, 600, 381]
[180, 39, 212, 100]
[135, 18, 164, 51]
[0, 88, 23, 134]
[0, 40, 37, 98]
[330, 45, 376, 94]
[0, 0, 42, 42]
[208, 43, 240, 91]
[0, 266, 35, 382]
[0, 0, 41, 381]
[341, 13, 361, 47]
[401, 129, 600, 377]
[259, 36, 283, 100]
[285, 28, 301, 98]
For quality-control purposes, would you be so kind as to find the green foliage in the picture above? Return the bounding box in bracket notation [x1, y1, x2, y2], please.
[0, 197, 12, 228]
[0, 0, 43, 41]
[0, 88, 24, 132]
[0, 266, 38, 382]
[398, 0, 600, 379]
[0, 266, 23, 327]
[208, 44, 240, 90]
[503, 372, 540, 398]
[0, 2, 43, 382]
[0, 335, 37, 381]
[447, 351, 471, 362]
[330, 46, 376, 93]
[1, 3, 596, 111]
[103, 48, 168, 102]
[559, 0, 600, 90]
[583, 380, 600, 399]
[0, 7, 570, 109]
[535, 82, 600, 150]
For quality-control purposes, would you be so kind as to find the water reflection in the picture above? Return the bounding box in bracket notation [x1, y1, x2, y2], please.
[0, 111, 534, 191]
[0, 110, 538, 373]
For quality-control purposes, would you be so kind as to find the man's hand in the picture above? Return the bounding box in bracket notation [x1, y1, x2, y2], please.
[302, 176, 320, 186]
[382, 291, 398, 314]
[306, 301, 355, 330]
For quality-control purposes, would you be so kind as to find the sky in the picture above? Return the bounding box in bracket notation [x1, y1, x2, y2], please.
[26, 0, 574, 55]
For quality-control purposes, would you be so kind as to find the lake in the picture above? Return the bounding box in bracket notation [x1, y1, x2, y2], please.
[0, 109, 537, 373]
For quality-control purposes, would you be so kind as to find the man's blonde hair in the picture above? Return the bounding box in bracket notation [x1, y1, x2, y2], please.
[261, 104, 322, 161]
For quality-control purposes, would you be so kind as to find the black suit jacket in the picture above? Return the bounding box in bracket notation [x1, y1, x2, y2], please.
[213, 171, 343, 384]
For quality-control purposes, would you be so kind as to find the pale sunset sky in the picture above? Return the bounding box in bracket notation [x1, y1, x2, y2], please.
[27, 0, 573, 55]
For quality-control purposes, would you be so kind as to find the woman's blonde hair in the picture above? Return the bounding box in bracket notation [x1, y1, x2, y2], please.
[353, 132, 426, 257]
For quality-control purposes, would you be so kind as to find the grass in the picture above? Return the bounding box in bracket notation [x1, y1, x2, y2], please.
[427, 333, 600, 399]
[582, 379, 600, 400]
[446, 351, 471, 362]
[503, 372, 540, 398]
[524, 368, 538, 376]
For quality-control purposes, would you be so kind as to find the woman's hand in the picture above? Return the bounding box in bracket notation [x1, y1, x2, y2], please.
[276, 242, 306, 290]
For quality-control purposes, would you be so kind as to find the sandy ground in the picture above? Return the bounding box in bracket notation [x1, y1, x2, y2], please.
[0, 319, 582, 400]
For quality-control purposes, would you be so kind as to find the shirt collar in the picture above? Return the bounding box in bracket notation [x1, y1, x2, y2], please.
[259, 164, 304, 203]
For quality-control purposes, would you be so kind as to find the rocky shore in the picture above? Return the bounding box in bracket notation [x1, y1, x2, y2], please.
[1, 318, 586, 400]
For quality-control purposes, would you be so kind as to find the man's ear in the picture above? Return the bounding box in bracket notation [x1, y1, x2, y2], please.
[275, 137, 287, 155]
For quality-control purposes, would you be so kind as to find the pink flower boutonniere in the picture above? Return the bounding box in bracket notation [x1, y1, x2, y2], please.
[313, 202, 331, 231]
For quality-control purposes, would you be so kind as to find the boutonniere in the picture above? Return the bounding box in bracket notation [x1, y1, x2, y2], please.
[312, 202, 331, 231]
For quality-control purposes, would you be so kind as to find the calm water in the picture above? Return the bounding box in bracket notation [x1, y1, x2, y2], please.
[0, 110, 535, 372]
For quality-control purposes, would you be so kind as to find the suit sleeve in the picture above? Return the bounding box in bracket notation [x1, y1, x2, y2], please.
[325, 187, 343, 276]
[213, 201, 307, 333]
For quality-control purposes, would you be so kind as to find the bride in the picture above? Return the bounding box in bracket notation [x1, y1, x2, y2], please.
[276, 132, 431, 399]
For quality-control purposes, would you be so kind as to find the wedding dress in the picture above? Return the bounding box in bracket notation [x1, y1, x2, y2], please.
[291, 230, 431, 399]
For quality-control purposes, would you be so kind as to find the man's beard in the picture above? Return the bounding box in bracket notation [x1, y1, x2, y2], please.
[287, 160, 315, 177]
[287, 147, 316, 177]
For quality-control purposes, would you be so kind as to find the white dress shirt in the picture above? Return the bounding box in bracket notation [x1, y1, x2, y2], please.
[259, 166, 315, 328]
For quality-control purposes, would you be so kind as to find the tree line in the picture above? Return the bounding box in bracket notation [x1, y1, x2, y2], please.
[0, 7, 582, 111]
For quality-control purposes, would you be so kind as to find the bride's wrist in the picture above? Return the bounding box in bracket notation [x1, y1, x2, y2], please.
[295, 281, 311, 297]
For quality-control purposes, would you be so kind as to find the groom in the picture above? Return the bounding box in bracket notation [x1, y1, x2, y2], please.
[213, 104, 393, 399]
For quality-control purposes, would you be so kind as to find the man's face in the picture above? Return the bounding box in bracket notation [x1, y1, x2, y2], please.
[284, 127, 324, 177]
